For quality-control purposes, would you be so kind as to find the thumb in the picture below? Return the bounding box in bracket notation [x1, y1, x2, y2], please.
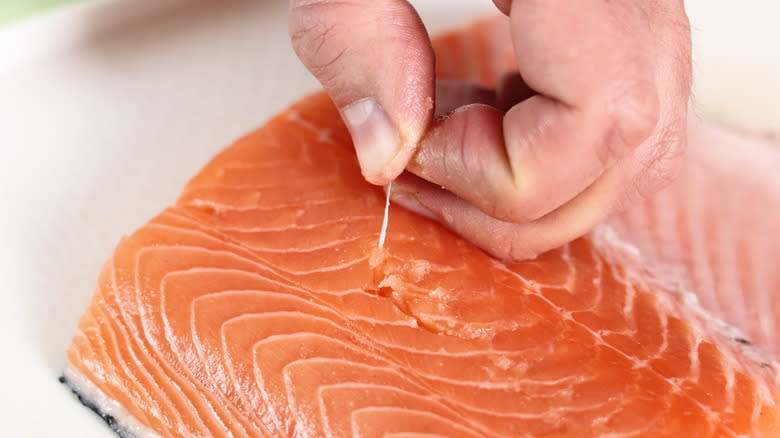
[289, 0, 435, 185]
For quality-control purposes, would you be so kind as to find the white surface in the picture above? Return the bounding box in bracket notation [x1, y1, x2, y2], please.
[0, 0, 778, 435]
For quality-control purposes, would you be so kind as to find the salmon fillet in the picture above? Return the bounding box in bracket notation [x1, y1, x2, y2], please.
[64, 16, 780, 438]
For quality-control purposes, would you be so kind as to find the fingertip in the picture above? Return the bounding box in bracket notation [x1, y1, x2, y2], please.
[375, 95, 435, 184]
[289, 0, 435, 184]
[341, 98, 404, 185]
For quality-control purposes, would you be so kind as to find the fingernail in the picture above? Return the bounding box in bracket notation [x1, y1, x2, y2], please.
[341, 98, 401, 181]
[391, 190, 438, 222]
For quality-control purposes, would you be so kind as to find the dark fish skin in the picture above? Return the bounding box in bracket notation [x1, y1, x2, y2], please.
[59, 376, 134, 438]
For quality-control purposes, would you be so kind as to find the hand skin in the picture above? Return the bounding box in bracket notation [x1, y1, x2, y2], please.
[289, 0, 692, 261]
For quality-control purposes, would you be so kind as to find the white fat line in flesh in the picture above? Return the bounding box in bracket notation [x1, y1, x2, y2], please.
[135, 237, 363, 281]
[142, 236, 361, 302]
[145, 217, 779, 392]
[592, 226, 780, 391]
[147, 220, 376, 253]
[169, 209, 438, 261]
[286, 109, 336, 142]
[278, 356, 581, 398]
[182, 189, 353, 210]
[495, 226, 780, 427]
[285, 254, 372, 275]
[183, 176, 343, 191]
[183, 197, 346, 213]
[379, 181, 393, 249]
[350, 407, 486, 438]
[217, 214, 377, 233]
[315, 383, 490, 438]
[175, 230, 367, 254]
[753, 224, 777, 358]
[377, 252, 467, 273]
[211, 305, 561, 367]
[178, 276, 552, 356]
[63, 364, 161, 438]
[212, 159, 297, 171]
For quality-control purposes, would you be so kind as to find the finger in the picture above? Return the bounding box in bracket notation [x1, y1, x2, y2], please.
[394, 119, 687, 262]
[390, 170, 620, 261]
[289, 0, 434, 185]
[507, 0, 661, 131]
[409, 104, 511, 218]
[612, 119, 687, 212]
[391, 160, 622, 262]
[408, 1, 662, 223]
[424, 78, 534, 209]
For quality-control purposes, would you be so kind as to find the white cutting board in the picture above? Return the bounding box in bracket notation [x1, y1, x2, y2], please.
[0, 0, 777, 435]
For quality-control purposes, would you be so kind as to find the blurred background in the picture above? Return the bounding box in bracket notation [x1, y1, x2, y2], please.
[0, 0, 84, 26]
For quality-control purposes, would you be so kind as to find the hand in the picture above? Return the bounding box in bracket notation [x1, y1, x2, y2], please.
[289, 0, 692, 261]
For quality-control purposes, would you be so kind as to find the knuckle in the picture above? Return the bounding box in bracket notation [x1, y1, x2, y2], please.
[441, 111, 492, 196]
[429, 108, 472, 182]
[633, 124, 686, 199]
[289, 2, 350, 82]
[604, 81, 661, 161]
